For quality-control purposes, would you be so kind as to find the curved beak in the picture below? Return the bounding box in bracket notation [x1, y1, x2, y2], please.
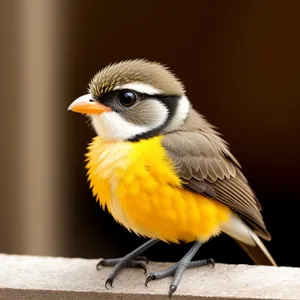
[68, 94, 111, 115]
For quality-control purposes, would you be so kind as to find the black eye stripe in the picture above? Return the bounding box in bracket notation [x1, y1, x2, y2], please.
[93, 89, 179, 103]
[139, 94, 179, 101]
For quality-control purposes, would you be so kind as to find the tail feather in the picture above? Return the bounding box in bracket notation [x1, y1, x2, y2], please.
[235, 231, 277, 266]
[221, 214, 277, 266]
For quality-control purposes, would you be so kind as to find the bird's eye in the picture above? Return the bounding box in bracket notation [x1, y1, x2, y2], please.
[118, 91, 137, 107]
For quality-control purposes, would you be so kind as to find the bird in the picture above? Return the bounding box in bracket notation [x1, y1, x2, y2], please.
[68, 59, 276, 297]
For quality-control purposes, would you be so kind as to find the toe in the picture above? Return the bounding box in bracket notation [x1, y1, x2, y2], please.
[96, 259, 104, 270]
[136, 256, 149, 264]
[105, 278, 114, 289]
[207, 258, 215, 268]
[129, 261, 147, 273]
[145, 273, 156, 287]
[168, 285, 177, 298]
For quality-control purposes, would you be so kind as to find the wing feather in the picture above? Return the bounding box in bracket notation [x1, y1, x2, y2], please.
[162, 130, 271, 241]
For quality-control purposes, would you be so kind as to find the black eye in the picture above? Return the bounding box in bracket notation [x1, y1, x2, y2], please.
[118, 91, 137, 107]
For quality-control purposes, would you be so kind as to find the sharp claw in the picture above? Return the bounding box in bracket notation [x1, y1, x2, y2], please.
[96, 260, 104, 270]
[168, 285, 177, 298]
[105, 278, 114, 289]
[145, 274, 156, 287]
[136, 262, 147, 274]
[208, 258, 215, 268]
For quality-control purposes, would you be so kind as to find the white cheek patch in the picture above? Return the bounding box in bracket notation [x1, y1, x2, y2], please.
[165, 95, 190, 132]
[114, 82, 163, 95]
[91, 102, 168, 141]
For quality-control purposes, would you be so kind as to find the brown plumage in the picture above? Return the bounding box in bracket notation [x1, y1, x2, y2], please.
[89, 59, 185, 97]
[163, 108, 271, 241]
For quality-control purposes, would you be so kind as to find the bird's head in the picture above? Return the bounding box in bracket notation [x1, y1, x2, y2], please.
[68, 59, 190, 141]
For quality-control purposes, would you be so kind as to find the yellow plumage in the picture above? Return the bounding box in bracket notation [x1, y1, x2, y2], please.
[86, 136, 231, 243]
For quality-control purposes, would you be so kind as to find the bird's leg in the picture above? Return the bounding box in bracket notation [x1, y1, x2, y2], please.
[97, 239, 159, 288]
[145, 241, 214, 297]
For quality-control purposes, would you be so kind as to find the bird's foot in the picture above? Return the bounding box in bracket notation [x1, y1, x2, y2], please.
[97, 256, 149, 288]
[145, 258, 214, 298]
[97, 256, 149, 271]
[97, 239, 158, 289]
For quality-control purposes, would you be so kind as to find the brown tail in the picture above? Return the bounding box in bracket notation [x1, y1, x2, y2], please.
[235, 231, 277, 266]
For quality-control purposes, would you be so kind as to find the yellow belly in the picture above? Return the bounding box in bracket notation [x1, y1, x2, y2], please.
[86, 136, 230, 243]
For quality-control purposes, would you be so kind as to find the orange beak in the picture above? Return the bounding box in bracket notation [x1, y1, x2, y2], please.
[68, 94, 111, 115]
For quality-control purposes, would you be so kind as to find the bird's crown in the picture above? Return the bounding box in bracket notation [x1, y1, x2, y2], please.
[89, 59, 185, 97]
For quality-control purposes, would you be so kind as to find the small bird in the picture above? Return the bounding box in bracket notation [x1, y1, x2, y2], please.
[68, 59, 276, 297]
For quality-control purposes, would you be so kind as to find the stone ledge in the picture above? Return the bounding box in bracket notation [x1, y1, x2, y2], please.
[0, 254, 299, 300]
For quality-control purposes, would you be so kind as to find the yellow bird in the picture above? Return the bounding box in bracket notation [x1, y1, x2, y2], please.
[68, 59, 276, 296]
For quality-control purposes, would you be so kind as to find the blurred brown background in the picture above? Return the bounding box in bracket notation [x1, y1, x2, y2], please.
[1, 0, 299, 267]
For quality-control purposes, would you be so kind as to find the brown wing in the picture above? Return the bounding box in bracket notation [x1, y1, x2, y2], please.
[162, 130, 271, 241]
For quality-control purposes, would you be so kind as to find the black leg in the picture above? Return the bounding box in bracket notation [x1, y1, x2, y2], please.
[145, 242, 214, 298]
[97, 239, 159, 288]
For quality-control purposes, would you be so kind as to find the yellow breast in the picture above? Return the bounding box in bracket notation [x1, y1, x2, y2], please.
[85, 136, 230, 243]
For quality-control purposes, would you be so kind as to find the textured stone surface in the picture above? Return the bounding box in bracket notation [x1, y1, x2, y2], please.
[0, 254, 300, 300]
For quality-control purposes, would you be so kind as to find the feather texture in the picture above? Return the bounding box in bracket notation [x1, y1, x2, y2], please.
[162, 108, 271, 240]
[86, 136, 231, 243]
